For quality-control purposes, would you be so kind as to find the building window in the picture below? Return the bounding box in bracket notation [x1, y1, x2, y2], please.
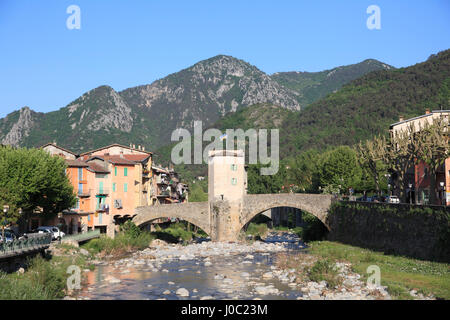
[87, 214, 90, 222]
[124, 183, 128, 192]
[78, 167, 83, 180]
[231, 164, 237, 171]
[115, 167, 117, 176]
[112, 183, 116, 192]
[231, 178, 237, 185]
[124, 167, 128, 176]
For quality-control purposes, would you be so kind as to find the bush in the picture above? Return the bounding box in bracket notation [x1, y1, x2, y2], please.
[0, 255, 88, 300]
[308, 259, 342, 288]
[245, 223, 268, 238]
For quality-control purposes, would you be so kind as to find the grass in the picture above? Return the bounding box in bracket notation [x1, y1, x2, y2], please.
[82, 232, 155, 257]
[151, 222, 208, 243]
[245, 223, 269, 238]
[307, 241, 450, 300]
[0, 253, 91, 300]
[307, 259, 342, 288]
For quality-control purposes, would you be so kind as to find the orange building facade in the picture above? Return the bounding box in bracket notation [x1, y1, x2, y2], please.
[42, 143, 154, 236]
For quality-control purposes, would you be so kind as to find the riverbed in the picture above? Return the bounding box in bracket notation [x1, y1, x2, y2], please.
[77, 232, 390, 300]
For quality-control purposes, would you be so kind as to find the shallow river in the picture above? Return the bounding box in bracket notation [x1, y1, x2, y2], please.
[79, 233, 308, 300]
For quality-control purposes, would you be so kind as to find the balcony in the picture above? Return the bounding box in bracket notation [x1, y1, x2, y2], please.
[77, 189, 92, 197]
[96, 188, 109, 195]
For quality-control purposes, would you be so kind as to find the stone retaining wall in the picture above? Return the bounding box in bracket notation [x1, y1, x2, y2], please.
[327, 201, 450, 262]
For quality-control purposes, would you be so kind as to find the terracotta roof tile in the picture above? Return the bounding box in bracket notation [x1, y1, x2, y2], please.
[65, 159, 88, 167]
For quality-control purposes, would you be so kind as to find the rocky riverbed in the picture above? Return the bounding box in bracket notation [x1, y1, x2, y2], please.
[75, 234, 396, 300]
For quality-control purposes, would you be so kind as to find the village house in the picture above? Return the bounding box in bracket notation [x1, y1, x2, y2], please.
[37, 142, 188, 237]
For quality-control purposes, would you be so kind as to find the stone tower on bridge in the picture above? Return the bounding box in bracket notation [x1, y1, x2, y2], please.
[208, 149, 247, 241]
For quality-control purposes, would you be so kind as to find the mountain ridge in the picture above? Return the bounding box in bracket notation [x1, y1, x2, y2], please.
[0, 54, 396, 152]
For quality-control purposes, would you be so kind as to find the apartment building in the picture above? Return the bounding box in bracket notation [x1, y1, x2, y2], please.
[40, 142, 188, 236]
[389, 109, 450, 205]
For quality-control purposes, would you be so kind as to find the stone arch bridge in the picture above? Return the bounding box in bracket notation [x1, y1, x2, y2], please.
[133, 193, 333, 242]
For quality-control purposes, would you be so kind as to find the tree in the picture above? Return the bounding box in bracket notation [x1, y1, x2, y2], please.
[383, 123, 419, 202]
[0, 146, 77, 230]
[285, 150, 321, 193]
[356, 135, 388, 195]
[247, 163, 286, 194]
[188, 180, 208, 202]
[416, 117, 450, 204]
[317, 146, 362, 194]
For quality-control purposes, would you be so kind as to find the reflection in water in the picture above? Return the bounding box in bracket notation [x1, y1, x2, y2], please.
[80, 233, 306, 300]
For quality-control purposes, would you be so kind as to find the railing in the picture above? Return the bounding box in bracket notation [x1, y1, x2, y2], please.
[78, 189, 92, 197]
[61, 230, 101, 243]
[0, 233, 52, 259]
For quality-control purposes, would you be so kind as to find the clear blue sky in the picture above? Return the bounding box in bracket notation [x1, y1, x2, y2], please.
[0, 0, 449, 118]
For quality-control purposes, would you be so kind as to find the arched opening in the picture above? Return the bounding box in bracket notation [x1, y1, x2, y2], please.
[242, 206, 329, 242]
[139, 217, 209, 243]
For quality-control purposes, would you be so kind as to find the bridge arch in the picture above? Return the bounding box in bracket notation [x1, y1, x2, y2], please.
[132, 202, 211, 236]
[241, 194, 333, 231]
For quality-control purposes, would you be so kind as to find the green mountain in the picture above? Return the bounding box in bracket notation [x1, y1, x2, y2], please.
[280, 50, 450, 155]
[272, 59, 393, 107]
[0, 55, 301, 152]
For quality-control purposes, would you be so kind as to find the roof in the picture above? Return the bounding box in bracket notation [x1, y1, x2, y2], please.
[123, 154, 151, 162]
[152, 166, 169, 173]
[390, 110, 450, 129]
[79, 143, 153, 156]
[40, 143, 78, 156]
[65, 159, 89, 167]
[101, 155, 137, 165]
[86, 162, 110, 173]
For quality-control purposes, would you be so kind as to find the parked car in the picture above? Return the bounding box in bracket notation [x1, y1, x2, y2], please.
[0, 229, 17, 243]
[36, 226, 65, 240]
[387, 196, 400, 204]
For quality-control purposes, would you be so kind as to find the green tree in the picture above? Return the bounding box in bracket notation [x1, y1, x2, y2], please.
[188, 180, 208, 202]
[416, 118, 450, 204]
[0, 146, 76, 229]
[356, 136, 388, 195]
[317, 146, 362, 194]
[285, 150, 321, 193]
[247, 163, 286, 194]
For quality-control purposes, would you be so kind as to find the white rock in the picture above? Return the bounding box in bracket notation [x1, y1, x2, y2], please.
[176, 288, 189, 297]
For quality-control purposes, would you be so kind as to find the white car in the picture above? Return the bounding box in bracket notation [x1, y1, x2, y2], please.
[36, 226, 65, 240]
[387, 196, 400, 204]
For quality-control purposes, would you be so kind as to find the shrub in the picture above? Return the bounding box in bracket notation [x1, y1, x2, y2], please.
[308, 259, 342, 288]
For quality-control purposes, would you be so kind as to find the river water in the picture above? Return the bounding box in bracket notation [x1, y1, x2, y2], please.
[79, 233, 308, 300]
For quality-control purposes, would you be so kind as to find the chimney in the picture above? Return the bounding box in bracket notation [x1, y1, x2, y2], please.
[120, 151, 124, 158]
[425, 109, 430, 114]
[399, 115, 404, 122]
[138, 145, 141, 150]
[133, 144, 136, 149]
[142, 146, 145, 151]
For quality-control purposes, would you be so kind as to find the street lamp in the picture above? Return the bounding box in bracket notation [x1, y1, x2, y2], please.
[2, 205, 9, 242]
[440, 182, 445, 206]
[408, 183, 413, 204]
